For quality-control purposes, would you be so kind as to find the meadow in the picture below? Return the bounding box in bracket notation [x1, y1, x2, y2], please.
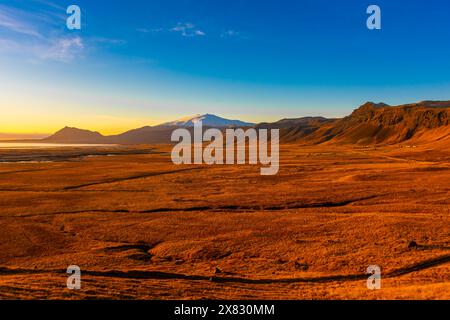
[0, 144, 449, 299]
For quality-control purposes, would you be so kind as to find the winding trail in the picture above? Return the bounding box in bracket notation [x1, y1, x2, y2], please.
[10, 194, 380, 218]
[1, 253, 449, 284]
[62, 167, 203, 190]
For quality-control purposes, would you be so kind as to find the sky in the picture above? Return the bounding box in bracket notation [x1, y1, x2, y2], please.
[1, 0, 450, 137]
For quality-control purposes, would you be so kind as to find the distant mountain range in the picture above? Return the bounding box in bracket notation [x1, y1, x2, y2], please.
[42, 114, 254, 144]
[29, 101, 450, 145]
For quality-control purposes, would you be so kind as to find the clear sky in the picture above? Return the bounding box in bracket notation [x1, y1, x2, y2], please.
[1, 0, 450, 137]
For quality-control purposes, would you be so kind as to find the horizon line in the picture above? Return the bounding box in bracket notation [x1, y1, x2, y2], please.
[2, 98, 450, 138]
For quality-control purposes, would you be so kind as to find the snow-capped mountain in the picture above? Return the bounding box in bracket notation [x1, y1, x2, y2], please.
[160, 114, 254, 127]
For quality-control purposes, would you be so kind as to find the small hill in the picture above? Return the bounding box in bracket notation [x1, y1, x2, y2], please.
[42, 127, 105, 143]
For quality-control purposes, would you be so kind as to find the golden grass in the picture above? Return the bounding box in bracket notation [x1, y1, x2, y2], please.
[0, 144, 449, 299]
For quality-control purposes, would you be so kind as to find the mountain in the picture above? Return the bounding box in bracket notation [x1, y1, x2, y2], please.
[30, 103, 450, 145]
[107, 126, 176, 144]
[284, 101, 450, 145]
[325, 101, 450, 145]
[256, 117, 336, 142]
[42, 127, 105, 143]
[160, 114, 254, 127]
[40, 114, 254, 145]
[105, 114, 254, 144]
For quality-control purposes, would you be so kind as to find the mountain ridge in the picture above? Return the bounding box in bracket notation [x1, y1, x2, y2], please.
[20, 101, 450, 145]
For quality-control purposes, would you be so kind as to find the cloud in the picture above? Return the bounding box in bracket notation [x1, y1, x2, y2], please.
[0, 36, 84, 63]
[138, 23, 243, 40]
[0, 38, 23, 52]
[30, 0, 66, 11]
[91, 37, 127, 46]
[0, 5, 42, 37]
[221, 30, 247, 39]
[40, 36, 84, 62]
[0, 4, 78, 62]
[0, 4, 123, 63]
[136, 28, 150, 33]
[171, 23, 206, 37]
[136, 27, 163, 34]
[24, 1, 68, 27]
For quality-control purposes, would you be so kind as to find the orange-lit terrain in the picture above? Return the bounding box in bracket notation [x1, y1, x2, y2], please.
[0, 140, 449, 299]
[3, 0, 450, 304]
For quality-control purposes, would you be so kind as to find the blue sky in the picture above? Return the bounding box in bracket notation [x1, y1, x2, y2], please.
[1, 0, 450, 135]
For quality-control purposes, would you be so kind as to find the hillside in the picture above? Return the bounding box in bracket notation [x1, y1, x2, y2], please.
[42, 127, 105, 143]
[107, 126, 177, 144]
[257, 117, 336, 143]
[275, 101, 450, 145]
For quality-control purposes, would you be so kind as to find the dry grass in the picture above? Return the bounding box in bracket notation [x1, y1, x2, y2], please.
[0, 144, 449, 299]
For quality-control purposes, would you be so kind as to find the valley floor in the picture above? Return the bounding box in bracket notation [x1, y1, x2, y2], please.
[0, 144, 449, 299]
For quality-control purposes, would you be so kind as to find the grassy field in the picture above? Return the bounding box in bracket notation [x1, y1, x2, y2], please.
[0, 144, 449, 299]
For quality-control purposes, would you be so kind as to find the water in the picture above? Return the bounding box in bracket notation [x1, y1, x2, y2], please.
[0, 143, 115, 149]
